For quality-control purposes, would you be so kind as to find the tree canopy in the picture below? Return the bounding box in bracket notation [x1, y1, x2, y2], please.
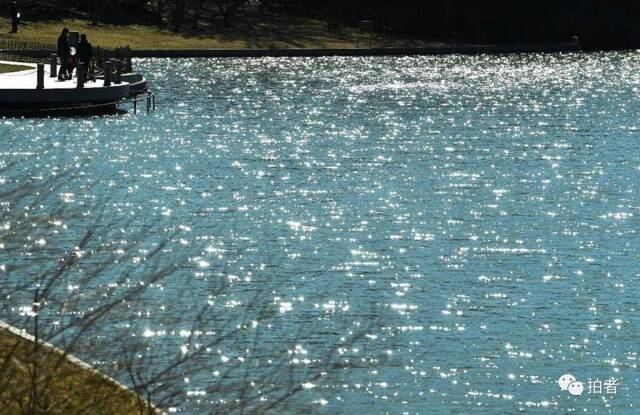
[5, 0, 640, 49]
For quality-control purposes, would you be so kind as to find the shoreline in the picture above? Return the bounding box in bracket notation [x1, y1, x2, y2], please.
[133, 42, 582, 58]
[0, 320, 163, 414]
[2, 42, 583, 59]
[0, 320, 132, 392]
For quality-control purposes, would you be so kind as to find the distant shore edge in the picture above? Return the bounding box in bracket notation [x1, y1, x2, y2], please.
[3, 42, 587, 59]
[134, 43, 583, 58]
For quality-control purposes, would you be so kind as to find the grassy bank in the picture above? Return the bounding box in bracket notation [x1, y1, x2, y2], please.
[0, 63, 32, 73]
[0, 15, 432, 50]
[0, 326, 148, 414]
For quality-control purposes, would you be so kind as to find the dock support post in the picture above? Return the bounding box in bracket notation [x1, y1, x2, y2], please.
[49, 54, 57, 78]
[114, 60, 122, 84]
[152, 95, 155, 111]
[77, 65, 85, 88]
[146, 96, 150, 113]
[36, 64, 44, 89]
[103, 61, 112, 87]
[133, 99, 137, 114]
[88, 60, 94, 81]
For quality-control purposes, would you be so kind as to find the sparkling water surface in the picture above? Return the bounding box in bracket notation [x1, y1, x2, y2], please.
[1, 53, 640, 413]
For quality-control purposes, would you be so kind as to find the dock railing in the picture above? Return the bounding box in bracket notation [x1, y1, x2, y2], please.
[0, 39, 52, 63]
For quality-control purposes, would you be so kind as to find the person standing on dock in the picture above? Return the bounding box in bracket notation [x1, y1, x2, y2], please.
[10, 1, 19, 33]
[77, 34, 93, 80]
[57, 28, 70, 81]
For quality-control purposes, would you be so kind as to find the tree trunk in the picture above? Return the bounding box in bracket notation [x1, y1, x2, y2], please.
[192, 0, 202, 30]
[157, 0, 164, 25]
[91, 0, 100, 26]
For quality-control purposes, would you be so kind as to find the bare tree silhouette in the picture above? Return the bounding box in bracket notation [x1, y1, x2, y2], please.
[0, 157, 382, 414]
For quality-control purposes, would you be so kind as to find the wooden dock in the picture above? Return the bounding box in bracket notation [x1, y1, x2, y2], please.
[0, 60, 151, 115]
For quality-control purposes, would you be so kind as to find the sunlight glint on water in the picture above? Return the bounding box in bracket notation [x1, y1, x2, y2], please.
[2, 53, 640, 413]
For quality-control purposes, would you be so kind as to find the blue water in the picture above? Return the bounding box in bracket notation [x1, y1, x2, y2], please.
[1, 53, 640, 413]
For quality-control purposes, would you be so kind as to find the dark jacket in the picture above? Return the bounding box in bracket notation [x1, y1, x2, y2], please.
[57, 34, 69, 57]
[10, 4, 18, 20]
[77, 40, 93, 63]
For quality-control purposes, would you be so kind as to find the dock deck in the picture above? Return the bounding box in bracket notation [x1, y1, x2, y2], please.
[0, 60, 131, 111]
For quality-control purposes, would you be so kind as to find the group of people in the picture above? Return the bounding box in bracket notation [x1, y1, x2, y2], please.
[56, 28, 93, 82]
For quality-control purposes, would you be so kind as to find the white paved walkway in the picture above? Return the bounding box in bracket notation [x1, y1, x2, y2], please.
[0, 60, 108, 90]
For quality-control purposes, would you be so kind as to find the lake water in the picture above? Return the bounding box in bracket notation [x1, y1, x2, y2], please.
[1, 53, 640, 414]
